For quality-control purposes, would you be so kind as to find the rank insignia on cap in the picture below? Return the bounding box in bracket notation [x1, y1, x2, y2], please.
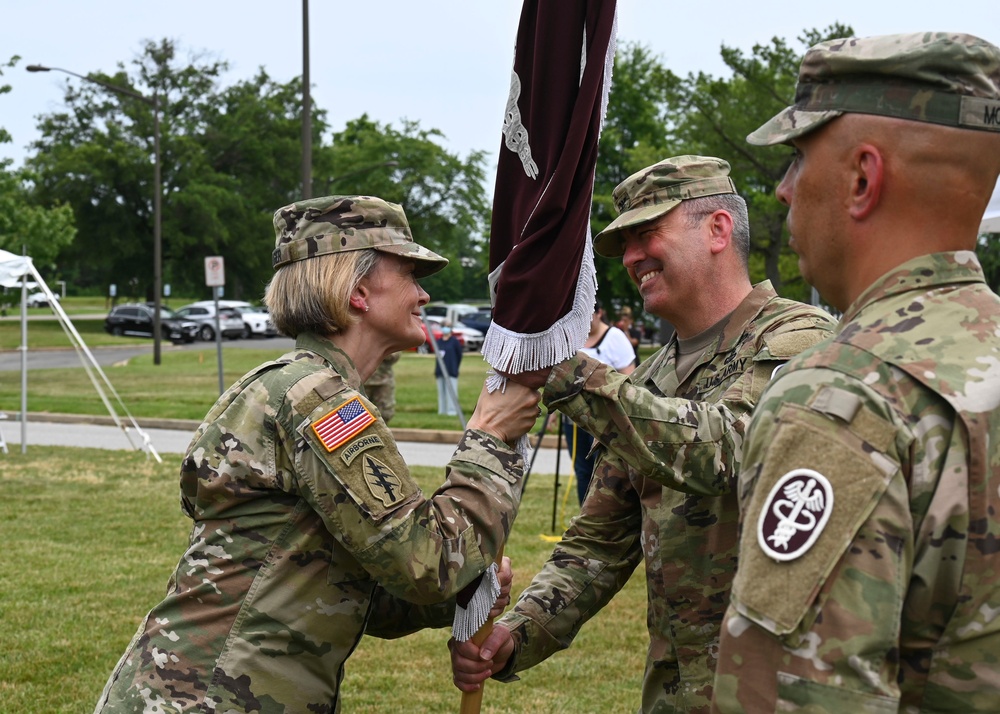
[363, 455, 403, 506]
[312, 397, 376, 452]
[756, 468, 834, 562]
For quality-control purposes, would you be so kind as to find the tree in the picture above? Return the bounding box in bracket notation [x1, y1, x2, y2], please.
[27, 41, 231, 298]
[662, 25, 854, 302]
[978, 233, 1000, 292]
[319, 116, 492, 303]
[25, 41, 491, 304]
[0, 56, 76, 270]
[591, 42, 677, 319]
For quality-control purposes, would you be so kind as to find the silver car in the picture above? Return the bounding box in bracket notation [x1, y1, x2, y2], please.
[174, 303, 246, 341]
[183, 300, 278, 339]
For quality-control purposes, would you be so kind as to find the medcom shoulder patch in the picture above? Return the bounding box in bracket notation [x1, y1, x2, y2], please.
[756, 468, 834, 562]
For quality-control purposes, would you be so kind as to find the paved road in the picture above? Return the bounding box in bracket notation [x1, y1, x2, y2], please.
[0, 335, 296, 371]
[0, 417, 562, 474]
[1, 318, 565, 474]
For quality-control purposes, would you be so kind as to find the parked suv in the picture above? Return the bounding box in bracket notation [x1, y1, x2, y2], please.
[186, 299, 278, 339]
[104, 304, 199, 344]
[174, 303, 246, 341]
[457, 306, 491, 335]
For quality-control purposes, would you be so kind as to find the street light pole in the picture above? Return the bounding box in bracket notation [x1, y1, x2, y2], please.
[302, 0, 312, 199]
[153, 92, 162, 364]
[27, 63, 165, 364]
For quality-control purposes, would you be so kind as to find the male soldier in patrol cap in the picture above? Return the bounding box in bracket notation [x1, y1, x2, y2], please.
[450, 156, 837, 712]
[712, 33, 1000, 712]
[94, 195, 540, 713]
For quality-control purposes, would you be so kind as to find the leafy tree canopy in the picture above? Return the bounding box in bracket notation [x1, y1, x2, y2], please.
[593, 26, 853, 319]
[0, 56, 76, 269]
[25, 40, 490, 304]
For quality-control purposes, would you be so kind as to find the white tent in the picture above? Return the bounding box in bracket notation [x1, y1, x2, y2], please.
[982, 180, 1000, 234]
[0, 249, 160, 460]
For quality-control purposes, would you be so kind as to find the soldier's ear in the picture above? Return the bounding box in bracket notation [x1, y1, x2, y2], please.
[848, 144, 883, 221]
[707, 210, 734, 255]
[349, 282, 370, 312]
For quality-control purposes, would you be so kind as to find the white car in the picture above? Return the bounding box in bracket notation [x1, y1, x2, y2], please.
[425, 316, 484, 352]
[184, 299, 278, 339]
[174, 303, 246, 341]
[25, 291, 59, 308]
[231, 304, 279, 339]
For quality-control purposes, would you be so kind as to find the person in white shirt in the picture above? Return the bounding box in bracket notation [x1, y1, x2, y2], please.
[561, 302, 636, 503]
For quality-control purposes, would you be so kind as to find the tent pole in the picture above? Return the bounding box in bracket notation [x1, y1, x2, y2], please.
[19, 251, 27, 453]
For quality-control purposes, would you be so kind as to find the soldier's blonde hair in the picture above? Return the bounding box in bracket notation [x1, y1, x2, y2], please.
[264, 249, 380, 338]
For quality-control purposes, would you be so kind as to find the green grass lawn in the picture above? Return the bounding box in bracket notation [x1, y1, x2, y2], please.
[0, 448, 647, 713]
[1, 313, 659, 430]
[0, 334, 502, 429]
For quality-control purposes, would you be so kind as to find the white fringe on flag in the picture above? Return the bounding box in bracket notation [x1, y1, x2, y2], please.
[482, 236, 597, 387]
[483, 242, 596, 464]
[451, 561, 501, 642]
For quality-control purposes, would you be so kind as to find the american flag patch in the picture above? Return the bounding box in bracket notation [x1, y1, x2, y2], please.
[311, 397, 376, 452]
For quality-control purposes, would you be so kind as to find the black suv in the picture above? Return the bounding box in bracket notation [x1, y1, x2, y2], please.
[104, 304, 199, 344]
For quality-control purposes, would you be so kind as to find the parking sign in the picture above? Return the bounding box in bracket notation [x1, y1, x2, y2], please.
[205, 256, 225, 287]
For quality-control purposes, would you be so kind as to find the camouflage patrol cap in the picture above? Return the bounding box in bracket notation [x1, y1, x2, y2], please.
[593, 155, 737, 257]
[749, 32, 1000, 146]
[272, 195, 448, 277]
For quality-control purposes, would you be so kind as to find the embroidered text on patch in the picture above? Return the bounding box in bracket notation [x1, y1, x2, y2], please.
[756, 468, 834, 562]
[341, 434, 384, 466]
[312, 397, 376, 452]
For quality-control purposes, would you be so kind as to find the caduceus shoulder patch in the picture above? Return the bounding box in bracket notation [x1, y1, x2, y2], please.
[757, 468, 834, 562]
[311, 397, 376, 452]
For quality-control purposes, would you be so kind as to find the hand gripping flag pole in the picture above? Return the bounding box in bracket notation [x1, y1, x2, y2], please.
[453, 2, 617, 711]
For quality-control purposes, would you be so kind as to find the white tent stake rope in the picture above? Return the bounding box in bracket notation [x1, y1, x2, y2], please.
[20, 260, 161, 463]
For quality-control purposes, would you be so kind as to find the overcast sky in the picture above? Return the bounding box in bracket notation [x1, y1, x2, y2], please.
[1, 0, 997, 179]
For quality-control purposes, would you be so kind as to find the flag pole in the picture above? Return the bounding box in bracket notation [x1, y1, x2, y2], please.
[459, 544, 505, 714]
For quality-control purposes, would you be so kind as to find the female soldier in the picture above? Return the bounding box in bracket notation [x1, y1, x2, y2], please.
[95, 195, 540, 713]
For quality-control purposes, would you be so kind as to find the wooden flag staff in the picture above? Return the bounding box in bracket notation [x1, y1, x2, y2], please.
[456, 0, 617, 710]
[459, 544, 505, 714]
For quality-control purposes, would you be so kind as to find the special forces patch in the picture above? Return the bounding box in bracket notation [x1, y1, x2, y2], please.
[363, 455, 403, 506]
[757, 468, 834, 562]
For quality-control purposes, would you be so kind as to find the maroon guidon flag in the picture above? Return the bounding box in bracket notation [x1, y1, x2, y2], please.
[482, 0, 617, 382]
[455, 3, 618, 712]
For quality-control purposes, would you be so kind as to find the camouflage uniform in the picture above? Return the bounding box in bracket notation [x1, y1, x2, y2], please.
[716, 254, 1000, 711]
[494, 282, 834, 713]
[714, 33, 1000, 712]
[95, 196, 525, 713]
[364, 351, 401, 424]
[94, 334, 524, 713]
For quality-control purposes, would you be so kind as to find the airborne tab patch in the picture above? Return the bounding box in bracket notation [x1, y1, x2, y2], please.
[341, 434, 385, 466]
[311, 397, 376, 452]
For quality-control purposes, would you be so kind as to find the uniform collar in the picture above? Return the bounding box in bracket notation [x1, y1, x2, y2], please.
[715, 280, 778, 352]
[840, 251, 985, 327]
[293, 332, 364, 391]
[649, 281, 777, 394]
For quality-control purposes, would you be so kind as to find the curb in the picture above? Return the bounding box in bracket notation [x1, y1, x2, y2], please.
[12, 412, 563, 449]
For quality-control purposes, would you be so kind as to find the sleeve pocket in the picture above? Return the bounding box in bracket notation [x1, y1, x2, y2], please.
[732, 404, 898, 636]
